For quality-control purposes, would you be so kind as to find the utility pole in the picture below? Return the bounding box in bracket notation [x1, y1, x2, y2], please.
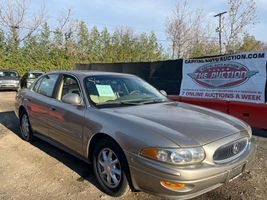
[214, 11, 227, 54]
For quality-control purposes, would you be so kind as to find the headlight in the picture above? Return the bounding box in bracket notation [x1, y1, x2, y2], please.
[141, 147, 205, 165]
[0, 80, 2, 83]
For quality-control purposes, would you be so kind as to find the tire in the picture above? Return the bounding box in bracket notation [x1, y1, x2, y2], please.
[19, 110, 33, 141]
[93, 138, 130, 197]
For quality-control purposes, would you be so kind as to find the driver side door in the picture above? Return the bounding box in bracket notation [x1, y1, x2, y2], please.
[46, 74, 85, 155]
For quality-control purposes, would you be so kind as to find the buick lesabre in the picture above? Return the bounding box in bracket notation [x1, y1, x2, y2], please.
[15, 71, 255, 199]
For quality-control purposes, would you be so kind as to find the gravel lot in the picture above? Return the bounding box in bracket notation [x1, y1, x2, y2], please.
[0, 91, 266, 200]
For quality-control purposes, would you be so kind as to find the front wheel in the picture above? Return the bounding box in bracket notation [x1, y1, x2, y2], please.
[93, 138, 130, 197]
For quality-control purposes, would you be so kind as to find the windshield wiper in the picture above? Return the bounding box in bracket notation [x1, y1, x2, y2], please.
[118, 101, 141, 105]
[97, 98, 168, 107]
[138, 98, 168, 104]
[97, 100, 140, 106]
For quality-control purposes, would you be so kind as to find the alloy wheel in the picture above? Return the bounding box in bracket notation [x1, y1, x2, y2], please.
[97, 148, 122, 188]
[21, 114, 30, 138]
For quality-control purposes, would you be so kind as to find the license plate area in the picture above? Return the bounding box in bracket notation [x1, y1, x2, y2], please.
[228, 163, 246, 182]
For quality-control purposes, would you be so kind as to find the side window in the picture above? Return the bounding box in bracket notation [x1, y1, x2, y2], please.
[37, 74, 59, 97]
[58, 76, 81, 100]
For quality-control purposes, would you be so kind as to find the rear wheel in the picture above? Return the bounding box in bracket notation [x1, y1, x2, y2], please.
[93, 138, 130, 197]
[19, 110, 33, 141]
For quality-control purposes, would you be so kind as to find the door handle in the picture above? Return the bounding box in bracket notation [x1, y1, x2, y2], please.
[50, 107, 56, 111]
[23, 98, 31, 102]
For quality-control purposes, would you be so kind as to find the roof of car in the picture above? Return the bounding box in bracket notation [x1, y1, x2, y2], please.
[28, 70, 44, 73]
[46, 70, 136, 78]
[0, 69, 18, 72]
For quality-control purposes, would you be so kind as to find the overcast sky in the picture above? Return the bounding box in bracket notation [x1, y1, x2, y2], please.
[31, 0, 267, 52]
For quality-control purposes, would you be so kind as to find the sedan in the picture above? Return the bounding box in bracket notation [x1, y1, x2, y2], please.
[15, 71, 255, 199]
[20, 70, 44, 88]
[0, 69, 20, 91]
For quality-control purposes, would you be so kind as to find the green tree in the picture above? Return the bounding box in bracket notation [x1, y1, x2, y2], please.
[147, 32, 164, 61]
[100, 27, 111, 62]
[39, 23, 51, 47]
[0, 17, 166, 74]
[77, 21, 90, 62]
[0, 28, 5, 50]
[238, 34, 267, 52]
[90, 26, 101, 62]
[110, 29, 122, 62]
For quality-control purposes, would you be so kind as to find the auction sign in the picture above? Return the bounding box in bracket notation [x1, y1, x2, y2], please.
[180, 51, 267, 103]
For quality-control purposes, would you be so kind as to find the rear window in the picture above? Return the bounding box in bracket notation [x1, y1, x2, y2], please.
[0, 71, 18, 78]
[28, 73, 43, 79]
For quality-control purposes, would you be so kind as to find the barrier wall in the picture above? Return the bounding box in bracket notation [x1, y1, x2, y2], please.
[168, 95, 267, 130]
[180, 97, 229, 113]
[228, 101, 267, 130]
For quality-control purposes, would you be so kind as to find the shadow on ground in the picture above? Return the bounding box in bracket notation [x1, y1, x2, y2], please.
[0, 111, 20, 134]
[252, 128, 267, 138]
[0, 111, 101, 192]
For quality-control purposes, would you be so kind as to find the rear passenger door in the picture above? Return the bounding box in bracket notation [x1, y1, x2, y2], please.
[26, 74, 59, 137]
[46, 74, 85, 155]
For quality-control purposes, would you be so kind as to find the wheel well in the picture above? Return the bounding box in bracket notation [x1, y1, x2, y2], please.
[88, 133, 136, 191]
[88, 133, 118, 161]
[18, 106, 26, 118]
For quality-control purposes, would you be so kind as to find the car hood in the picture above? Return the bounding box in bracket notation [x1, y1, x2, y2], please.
[105, 102, 248, 147]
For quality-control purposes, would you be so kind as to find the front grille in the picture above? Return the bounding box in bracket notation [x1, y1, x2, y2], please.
[3, 81, 15, 84]
[213, 138, 248, 163]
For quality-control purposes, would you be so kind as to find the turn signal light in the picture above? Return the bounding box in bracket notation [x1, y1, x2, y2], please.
[141, 148, 159, 159]
[160, 181, 186, 190]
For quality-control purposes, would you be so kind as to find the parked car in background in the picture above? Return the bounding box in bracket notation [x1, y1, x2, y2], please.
[20, 70, 44, 88]
[0, 69, 20, 91]
[15, 71, 255, 199]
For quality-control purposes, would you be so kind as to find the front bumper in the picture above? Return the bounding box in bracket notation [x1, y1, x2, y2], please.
[0, 83, 19, 90]
[126, 139, 256, 199]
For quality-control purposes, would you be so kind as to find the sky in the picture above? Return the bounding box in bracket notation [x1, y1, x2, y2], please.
[30, 0, 267, 52]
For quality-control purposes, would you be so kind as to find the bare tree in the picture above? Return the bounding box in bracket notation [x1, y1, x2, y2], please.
[223, 0, 256, 53]
[57, 8, 73, 34]
[166, 0, 191, 58]
[53, 8, 80, 56]
[0, 0, 46, 49]
[165, 0, 211, 58]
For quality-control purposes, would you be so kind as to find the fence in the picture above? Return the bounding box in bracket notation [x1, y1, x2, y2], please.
[75, 59, 183, 95]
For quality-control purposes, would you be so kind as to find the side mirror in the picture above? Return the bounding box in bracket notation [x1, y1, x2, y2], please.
[160, 90, 167, 96]
[62, 93, 83, 106]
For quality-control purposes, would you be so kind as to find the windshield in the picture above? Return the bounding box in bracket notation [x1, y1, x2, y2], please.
[0, 71, 18, 78]
[28, 73, 43, 79]
[84, 75, 168, 107]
